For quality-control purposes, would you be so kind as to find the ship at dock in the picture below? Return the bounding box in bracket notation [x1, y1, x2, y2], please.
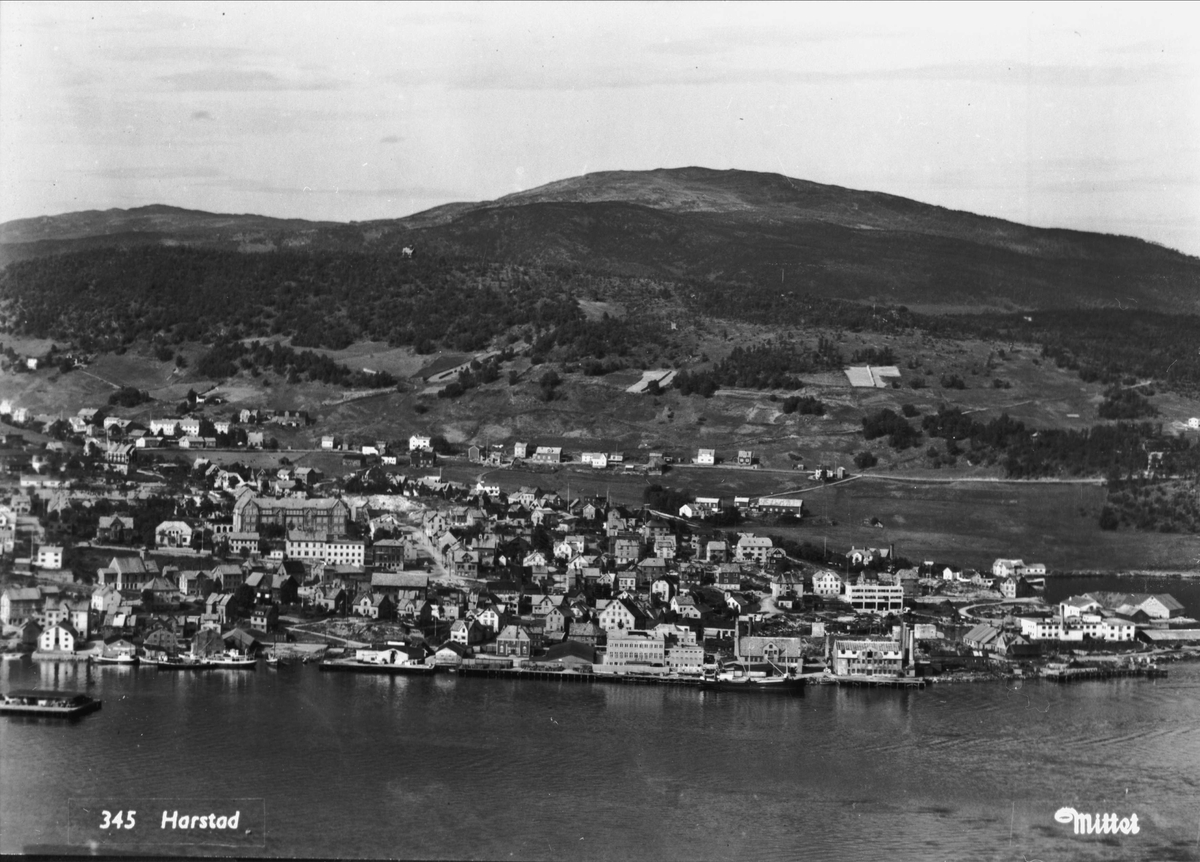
[701, 661, 806, 693]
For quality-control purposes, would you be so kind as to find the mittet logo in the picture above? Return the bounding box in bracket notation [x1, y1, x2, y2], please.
[1054, 807, 1140, 836]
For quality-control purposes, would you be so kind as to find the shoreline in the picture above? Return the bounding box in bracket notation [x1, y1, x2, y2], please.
[1049, 570, 1200, 579]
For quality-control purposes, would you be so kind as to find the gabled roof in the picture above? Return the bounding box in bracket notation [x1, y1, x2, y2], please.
[965, 622, 1002, 646]
[371, 571, 431, 589]
[543, 640, 596, 663]
[107, 556, 159, 575]
[436, 642, 471, 657]
[223, 628, 260, 649]
[497, 624, 533, 641]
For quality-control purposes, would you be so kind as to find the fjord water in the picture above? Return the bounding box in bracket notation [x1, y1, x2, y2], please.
[3, 657, 1198, 861]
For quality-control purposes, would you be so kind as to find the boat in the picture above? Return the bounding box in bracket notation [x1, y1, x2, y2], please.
[318, 658, 435, 675]
[1, 689, 103, 717]
[266, 655, 282, 668]
[701, 661, 806, 694]
[152, 654, 214, 670]
[94, 653, 139, 666]
[209, 650, 257, 669]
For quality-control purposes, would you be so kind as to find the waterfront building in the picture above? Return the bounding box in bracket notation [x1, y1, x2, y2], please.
[606, 629, 667, 666]
[738, 636, 806, 671]
[1017, 613, 1136, 642]
[496, 624, 540, 658]
[667, 643, 705, 674]
[831, 637, 905, 676]
[1, 587, 43, 626]
[38, 622, 79, 653]
[1081, 592, 1186, 620]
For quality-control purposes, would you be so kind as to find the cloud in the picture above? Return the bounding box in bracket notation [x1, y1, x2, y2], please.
[191, 110, 214, 121]
[158, 68, 344, 92]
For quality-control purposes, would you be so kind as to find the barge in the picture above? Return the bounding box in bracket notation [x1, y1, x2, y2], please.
[1, 689, 103, 717]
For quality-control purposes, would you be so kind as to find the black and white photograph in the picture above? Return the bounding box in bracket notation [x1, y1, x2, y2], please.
[1, 2, 1198, 859]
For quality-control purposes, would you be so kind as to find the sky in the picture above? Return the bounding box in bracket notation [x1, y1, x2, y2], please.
[1, 1, 1198, 255]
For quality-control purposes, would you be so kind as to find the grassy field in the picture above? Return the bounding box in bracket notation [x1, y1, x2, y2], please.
[767, 477, 1200, 572]
[446, 460, 1200, 572]
[8, 323, 1200, 575]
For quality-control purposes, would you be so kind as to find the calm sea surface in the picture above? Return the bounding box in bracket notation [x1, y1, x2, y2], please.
[3, 648, 1199, 862]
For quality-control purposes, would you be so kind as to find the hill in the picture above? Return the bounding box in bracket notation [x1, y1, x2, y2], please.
[3, 167, 1198, 313]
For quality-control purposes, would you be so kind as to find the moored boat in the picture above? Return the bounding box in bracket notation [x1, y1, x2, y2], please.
[94, 653, 139, 666]
[702, 675, 806, 693]
[153, 655, 213, 670]
[319, 658, 435, 675]
[1, 689, 103, 717]
[209, 650, 257, 669]
[701, 661, 805, 694]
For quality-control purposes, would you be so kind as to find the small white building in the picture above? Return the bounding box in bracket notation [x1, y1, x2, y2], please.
[812, 572, 843, 597]
[38, 623, 78, 653]
[696, 448, 716, 466]
[845, 583, 904, 613]
[409, 435, 433, 452]
[992, 558, 1046, 579]
[35, 545, 63, 570]
[735, 535, 774, 564]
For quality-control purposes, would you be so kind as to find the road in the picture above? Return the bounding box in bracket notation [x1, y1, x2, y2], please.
[855, 474, 1107, 486]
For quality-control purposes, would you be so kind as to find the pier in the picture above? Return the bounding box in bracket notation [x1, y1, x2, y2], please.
[452, 666, 704, 687]
[1042, 666, 1167, 683]
[806, 674, 927, 689]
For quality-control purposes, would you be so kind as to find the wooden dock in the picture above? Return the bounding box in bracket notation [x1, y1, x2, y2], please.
[805, 674, 927, 689]
[453, 666, 704, 687]
[1042, 666, 1166, 683]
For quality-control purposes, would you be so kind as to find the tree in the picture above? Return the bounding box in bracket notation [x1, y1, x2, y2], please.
[854, 451, 878, 469]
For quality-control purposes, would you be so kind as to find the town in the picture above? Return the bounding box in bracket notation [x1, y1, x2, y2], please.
[2, 404, 1197, 686]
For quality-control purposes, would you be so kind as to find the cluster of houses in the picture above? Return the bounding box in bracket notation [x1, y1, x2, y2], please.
[1, 445, 919, 675]
[963, 589, 1192, 659]
[5, 398, 1197, 678]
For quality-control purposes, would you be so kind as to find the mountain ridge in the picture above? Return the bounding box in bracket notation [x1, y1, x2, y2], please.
[2, 167, 1197, 312]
